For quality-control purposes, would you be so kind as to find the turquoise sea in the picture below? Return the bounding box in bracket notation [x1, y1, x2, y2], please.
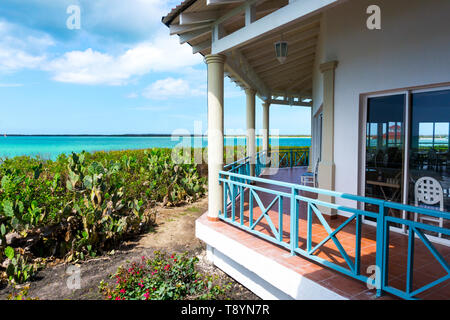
[0, 136, 311, 160]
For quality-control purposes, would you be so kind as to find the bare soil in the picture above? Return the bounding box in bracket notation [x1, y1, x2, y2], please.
[0, 196, 259, 300]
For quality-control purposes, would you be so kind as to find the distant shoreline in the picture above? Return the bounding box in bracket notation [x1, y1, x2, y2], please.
[0, 135, 311, 160]
[2, 134, 311, 138]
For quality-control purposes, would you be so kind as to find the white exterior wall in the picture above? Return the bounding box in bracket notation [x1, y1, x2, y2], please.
[312, 0, 450, 208]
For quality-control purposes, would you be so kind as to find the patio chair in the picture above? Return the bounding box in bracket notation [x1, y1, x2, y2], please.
[300, 157, 319, 187]
[414, 176, 444, 238]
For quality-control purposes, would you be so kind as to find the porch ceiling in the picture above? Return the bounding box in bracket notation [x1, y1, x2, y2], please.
[163, 0, 324, 106]
[238, 16, 319, 103]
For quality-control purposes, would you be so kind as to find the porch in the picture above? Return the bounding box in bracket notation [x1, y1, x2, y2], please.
[162, 0, 450, 300]
[196, 151, 450, 300]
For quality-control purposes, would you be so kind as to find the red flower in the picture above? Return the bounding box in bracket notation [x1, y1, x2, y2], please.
[164, 264, 170, 271]
[120, 289, 126, 294]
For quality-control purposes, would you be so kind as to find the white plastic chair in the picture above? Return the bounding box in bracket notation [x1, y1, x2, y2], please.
[301, 157, 319, 188]
[414, 176, 444, 238]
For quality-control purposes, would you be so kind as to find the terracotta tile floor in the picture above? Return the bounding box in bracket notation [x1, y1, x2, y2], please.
[202, 167, 450, 300]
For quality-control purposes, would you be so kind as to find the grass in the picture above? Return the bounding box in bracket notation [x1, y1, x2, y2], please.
[186, 207, 202, 213]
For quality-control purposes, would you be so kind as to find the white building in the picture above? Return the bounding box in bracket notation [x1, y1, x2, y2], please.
[163, 0, 450, 300]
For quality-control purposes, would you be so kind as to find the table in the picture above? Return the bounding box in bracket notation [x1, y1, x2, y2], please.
[367, 180, 402, 216]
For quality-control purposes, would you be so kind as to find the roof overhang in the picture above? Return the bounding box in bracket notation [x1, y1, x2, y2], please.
[162, 0, 345, 106]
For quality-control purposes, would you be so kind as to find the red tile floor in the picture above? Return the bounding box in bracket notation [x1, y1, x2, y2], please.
[199, 167, 450, 300]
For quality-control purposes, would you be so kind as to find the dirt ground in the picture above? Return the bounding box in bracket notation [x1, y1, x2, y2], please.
[0, 196, 259, 300]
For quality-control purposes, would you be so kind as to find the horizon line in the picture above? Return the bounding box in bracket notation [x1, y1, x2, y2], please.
[2, 134, 312, 137]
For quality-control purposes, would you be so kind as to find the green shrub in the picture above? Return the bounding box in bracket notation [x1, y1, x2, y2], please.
[0, 146, 307, 284]
[7, 285, 39, 300]
[99, 251, 230, 300]
[0, 148, 207, 282]
[4, 247, 39, 284]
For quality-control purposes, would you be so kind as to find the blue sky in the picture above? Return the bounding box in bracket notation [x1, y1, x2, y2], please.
[0, 0, 311, 135]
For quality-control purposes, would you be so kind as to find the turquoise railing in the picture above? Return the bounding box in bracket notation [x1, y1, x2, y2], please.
[269, 147, 310, 168]
[223, 147, 309, 174]
[219, 150, 449, 300]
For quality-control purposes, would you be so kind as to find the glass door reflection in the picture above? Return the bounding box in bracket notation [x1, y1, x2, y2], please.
[365, 94, 405, 224]
[409, 89, 450, 239]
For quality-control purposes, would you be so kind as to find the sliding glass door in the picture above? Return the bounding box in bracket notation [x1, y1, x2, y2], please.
[408, 89, 450, 238]
[364, 94, 406, 224]
[363, 87, 449, 238]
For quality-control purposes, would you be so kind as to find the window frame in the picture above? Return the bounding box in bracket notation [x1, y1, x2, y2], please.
[359, 84, 450, 243]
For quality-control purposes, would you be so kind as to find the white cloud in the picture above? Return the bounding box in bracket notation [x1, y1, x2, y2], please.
[0, 47, 45, 72]
[82, 0, 178, 42]
[1, 0, 180, 43]
[141, 72, 244, 101]
[0, 20, 52, 73]
[43, 34, 203, 85]
[0, 5, 204, 85]
[143, 77, 205, 99]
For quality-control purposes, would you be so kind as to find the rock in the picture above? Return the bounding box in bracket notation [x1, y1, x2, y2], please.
[1, 258, 11, 269]
[6, 232, 21, 245]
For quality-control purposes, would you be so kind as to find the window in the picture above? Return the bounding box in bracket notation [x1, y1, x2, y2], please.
[363, 87, 449, 238]
[408, 89, 450, 224]
[364, 94, 405, 224]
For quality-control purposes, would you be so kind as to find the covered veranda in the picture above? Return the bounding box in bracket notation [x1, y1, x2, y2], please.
[204, 164, 449, 300]
[163, 0, 450, 300]
[162, 0, 336, 223]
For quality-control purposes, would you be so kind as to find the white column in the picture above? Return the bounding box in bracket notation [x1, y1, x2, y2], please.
[205, 54, 226, 221]
[245, 87, 256, 176]
[318, 60, 338, 217]
[262, 101, 270, 153]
